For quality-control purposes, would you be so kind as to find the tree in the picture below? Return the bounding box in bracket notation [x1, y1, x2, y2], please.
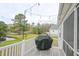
[32, 26, 38, 34]
[15, 14, 26, 23]
[0, 21, 7, 41]
[37, 23, 41, 34]
[32, 23, 51, 34]
[14, 14, 26, 35]
[32, 23, 44, 34]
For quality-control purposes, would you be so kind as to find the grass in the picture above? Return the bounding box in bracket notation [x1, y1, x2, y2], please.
[52, 36, 58, 47]
[0, 34, 38, 47]
[24, 34, 38, 39]
[0, 34, 58, 47]
[0, 40, 21, 47]
[7, 34, 38, 40]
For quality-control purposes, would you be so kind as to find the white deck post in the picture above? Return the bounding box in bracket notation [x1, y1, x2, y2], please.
[58, 24, 63, 49]
[74, 7, 77, 56]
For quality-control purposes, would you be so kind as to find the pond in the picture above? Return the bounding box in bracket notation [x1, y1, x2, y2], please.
[5, 36, 16, 41]
[0, 36, 16, 43]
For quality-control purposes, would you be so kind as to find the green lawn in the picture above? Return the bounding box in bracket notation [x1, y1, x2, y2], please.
[24, 34, 38, 39]
[0, 34, 58, 47]
[0, 40, 21, 47]
[52, 36, 58, 47]
[0, 34, 38, 47]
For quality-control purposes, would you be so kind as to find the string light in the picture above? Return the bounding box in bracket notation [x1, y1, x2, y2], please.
[26, 11, 56, 17]
[30, 9, 32, 16]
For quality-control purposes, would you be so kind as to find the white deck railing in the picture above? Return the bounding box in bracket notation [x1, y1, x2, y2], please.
[0, 38, 35, 56]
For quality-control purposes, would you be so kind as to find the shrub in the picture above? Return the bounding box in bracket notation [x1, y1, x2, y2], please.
[0, 21, 7, 41]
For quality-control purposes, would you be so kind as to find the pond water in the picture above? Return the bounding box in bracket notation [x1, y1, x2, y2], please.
[5, 37, 16, 41]
[0, 37, 16, 43]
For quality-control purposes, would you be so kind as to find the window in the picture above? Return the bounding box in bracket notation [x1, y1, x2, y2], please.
[63, 11, 74, 48]
[66, 45, 74, 56]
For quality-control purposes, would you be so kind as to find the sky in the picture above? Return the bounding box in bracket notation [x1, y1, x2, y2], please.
[0, 3, 59, 25]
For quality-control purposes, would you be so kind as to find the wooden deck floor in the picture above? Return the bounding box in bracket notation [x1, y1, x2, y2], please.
[22, 38, 65, 56]
[24, 47, 65, 56]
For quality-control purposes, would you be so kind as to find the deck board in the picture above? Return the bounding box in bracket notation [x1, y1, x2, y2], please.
[25, 47, 65, 56]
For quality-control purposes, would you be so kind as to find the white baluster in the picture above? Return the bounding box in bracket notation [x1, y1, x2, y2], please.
[20, 46, 21, 56]
[13, 46, 15, 56]
[5, 48, 8, 56]
[9, 47, 11, 56]
[12, 46, 14, 56]
[1, 49, 4, 56]
[21, 40, 25, 56]
[18, 45, 21, 56]
[16, 45, 19, 56]
[14, 45, 16, 56]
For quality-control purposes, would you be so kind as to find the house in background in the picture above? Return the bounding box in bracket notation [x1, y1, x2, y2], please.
[58, 3, 79, 56]
[49, 24, 58, 37]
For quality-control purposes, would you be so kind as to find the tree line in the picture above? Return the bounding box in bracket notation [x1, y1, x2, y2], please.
[0, 13, 51, 41]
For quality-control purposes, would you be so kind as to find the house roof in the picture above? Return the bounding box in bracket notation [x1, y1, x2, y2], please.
[57, 3, 76, 26]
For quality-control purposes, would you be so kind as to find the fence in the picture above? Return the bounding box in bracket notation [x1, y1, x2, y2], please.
[0, 38, 35, 56]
